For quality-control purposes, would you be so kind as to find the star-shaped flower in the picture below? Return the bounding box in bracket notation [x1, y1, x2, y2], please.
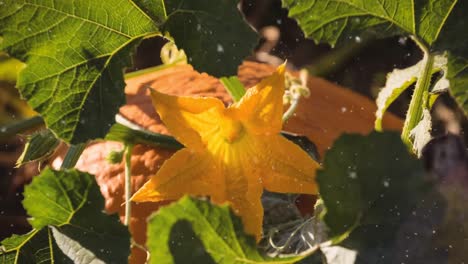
[132, 65, 319, 240]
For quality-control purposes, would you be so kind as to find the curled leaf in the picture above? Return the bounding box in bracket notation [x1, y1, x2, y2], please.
[16, 129, 60, 167]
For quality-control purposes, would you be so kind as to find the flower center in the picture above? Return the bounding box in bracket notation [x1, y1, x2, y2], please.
[220, 118, 244, 143]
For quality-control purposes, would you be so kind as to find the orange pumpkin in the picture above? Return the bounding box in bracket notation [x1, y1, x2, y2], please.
[52, 61, 402, 263]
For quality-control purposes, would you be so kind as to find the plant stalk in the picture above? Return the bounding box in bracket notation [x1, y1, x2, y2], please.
[124, 63, 179, 79]
[401, 50, 434, 148]
[124, 144, 133, 226]
[0, 116, 44, 139]
[60, 143, 86, 169]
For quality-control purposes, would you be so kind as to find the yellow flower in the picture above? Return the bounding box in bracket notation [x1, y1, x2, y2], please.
[132, 64, 319, 240]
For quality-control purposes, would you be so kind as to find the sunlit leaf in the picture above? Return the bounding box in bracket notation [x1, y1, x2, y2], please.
[282, 0, 468, 114]
[0, 0, 259, 143]
[0, 168, 130, 263]
[146, 196, 305, 264]
[0, 0, 162, 143]
[282, 0, 456, 47]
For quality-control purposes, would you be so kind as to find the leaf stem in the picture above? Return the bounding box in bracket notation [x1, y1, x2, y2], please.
[401, 48, 434, 148]
[410, 36, 430, 55]
[220, 76, 246, 102]
[124, 144, 133, 226]
[109, 118, 183, 149]
[0, 116, 44, 139]
[124, 63, 179, 79]
[60, 143, 86, 169]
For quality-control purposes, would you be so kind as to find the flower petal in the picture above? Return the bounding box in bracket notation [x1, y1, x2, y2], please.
[228, 184, 264, 242]
[215, 154, 264, 240]
[131, 148, 219, 202]
[150, 89, 225, 151]
[205, 135, 265, 240]
[258, 135, 319, 195]
[232, 64, 286, 135]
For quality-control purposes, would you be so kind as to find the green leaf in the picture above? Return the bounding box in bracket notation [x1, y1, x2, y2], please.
[432, 1, 468, 113]
[316, 132, 443, 262]
[282, 0, 468, 114]
[446, 55, 468, 114]
[375, 54, 447, 130]
[220, 76, 246, 102]
[16, 129, 60, 167]
[317, 131, 428, 238]
[281, 0, 456, 47]
[0, 168, 130, 263]
[162, 0, 258, 77]
[1, 0, 259, 143]
[0, 0, 161, 143]
[146, 196, 304, 264]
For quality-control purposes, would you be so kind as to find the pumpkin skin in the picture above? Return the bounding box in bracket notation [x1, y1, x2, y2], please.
[122, 61, 402, 154]
[52, 61, 402, 263]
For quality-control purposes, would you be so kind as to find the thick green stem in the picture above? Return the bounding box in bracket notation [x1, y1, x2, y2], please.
[0, 116, 44, 139]
[220, 76, 246, 102]
[124, 144, 133, 226]
[61, 143, 86, 169]
[124, 63, 178, 79]
[401, 50, 434, 147]
[306, 38, 372, 77]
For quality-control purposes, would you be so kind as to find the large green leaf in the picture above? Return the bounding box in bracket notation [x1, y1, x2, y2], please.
[446, 55, 468, 114]
[317, 132, 427, 237]
[281, 0, 456, 47]
[162, 0, 258, 77]
[0, 0, 259, 143]
[316, 132, 447, 263]
[0, 0, 161, 143]
[282, 0, 468, 114]
[0, 168, 130, 263]
[146, 196, 305, 264]
[427, 0, 468, 114]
